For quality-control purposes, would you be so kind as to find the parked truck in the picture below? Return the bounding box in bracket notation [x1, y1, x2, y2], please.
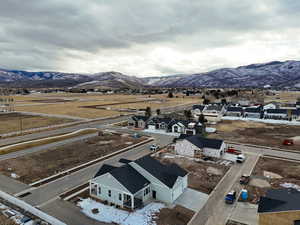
[225, 190, 236, 204]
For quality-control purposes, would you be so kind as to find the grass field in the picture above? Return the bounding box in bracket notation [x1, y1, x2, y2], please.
[264, 91, 300, 103]
[0, 113, 74, 134]
[13, 93, 200, 119]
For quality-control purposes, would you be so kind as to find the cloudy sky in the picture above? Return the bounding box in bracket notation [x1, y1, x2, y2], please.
[0, 0, 299, 76]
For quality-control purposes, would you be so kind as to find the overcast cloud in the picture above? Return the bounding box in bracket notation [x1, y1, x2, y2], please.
[0, 0, 299, 76]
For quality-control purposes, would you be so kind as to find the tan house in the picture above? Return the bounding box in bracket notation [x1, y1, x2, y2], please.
[258, 189, 300, 225]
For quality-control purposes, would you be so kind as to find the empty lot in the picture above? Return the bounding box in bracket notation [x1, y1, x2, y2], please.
[244, 157, 300, 203]
[208, 120, 300, 150]
[0, 113, 74, 134]
[0, 133, 146, 184]
[156, 153, 230, 194]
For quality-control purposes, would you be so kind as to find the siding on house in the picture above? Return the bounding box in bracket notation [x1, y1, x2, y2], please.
[90, 173, 131, 207]
[129, 162, 173, 203]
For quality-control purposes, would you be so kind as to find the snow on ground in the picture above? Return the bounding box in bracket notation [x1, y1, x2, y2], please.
[222, 116, 300, 126]
[78, 198, 165, 225]
[280, 183, 300, 191]
[143, 129, 180, 137]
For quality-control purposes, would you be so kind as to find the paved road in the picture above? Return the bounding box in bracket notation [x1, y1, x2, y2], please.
[188, 154, 259, 225]
[0, 174, 30, 195]
[230, 143, 300, 160]
[21, 133, 173, 207]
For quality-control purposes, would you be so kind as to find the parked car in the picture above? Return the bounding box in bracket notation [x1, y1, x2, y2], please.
[240, 175, 250, 185]
[236, 154, 246, 163]
[225, 190, 236, 204]
[150, 144, 160, 152]
[132, 133, 141, 138]
[283, 139, 294, 146]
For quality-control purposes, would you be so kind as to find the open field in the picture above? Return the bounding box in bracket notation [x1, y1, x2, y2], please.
[156, 152, 230, 194]
[0, 133, 146, 184]
[13, 93, 200, 119]
[264, 91, 300, 103]
[208, 120, 300, 150]
[244, 157, 300, 203]
[0, 113, 74, 134]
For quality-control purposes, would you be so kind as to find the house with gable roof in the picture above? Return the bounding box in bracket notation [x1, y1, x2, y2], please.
[90, 155, 188, 209]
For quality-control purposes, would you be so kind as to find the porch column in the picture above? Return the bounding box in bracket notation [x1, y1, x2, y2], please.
[131, 194, 134, 209]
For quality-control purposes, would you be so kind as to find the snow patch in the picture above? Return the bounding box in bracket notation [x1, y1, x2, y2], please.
[78, 198, 165, 225]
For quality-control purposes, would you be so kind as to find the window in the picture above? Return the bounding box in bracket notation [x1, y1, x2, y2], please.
[119, 193, 122, 201]
[98, 186, 101, 195]
[108, 190, 111, 197]
[144, 187, 150, 196]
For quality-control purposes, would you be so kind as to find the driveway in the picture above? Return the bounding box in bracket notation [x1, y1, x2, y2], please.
[229, 202, 258, 225]
[175, 188, 209, 212]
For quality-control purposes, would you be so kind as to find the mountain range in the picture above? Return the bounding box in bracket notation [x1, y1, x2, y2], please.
[1, 60, 300, 89]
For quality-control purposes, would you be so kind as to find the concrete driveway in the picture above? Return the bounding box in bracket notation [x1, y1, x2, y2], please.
[229, 202, 258, 225]
[175, 188, 209, 212]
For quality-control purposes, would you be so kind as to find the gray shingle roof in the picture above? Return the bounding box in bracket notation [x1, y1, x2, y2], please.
[205, 105, 223, 111]
[245, 107, 261, 113]
[258, 189, 300, 213]
[227, 106, 243, 112]
[109, 164, 150, 194]
[266, 109, 288, 114]
[185, 135, 224, 149]
[134, 155, 188, 188]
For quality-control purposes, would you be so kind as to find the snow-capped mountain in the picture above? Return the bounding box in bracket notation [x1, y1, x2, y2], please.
[1, 60, 300, 88]
[142, 60, 300, 88]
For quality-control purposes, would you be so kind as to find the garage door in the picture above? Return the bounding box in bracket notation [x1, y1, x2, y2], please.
[148, 125, 156, 130]
[173, 183, 183, 201]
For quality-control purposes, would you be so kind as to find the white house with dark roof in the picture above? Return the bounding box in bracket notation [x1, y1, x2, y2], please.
[89, 155, 188, 209]
[202, 104, 226, 122]
[174, 135, 226, 158]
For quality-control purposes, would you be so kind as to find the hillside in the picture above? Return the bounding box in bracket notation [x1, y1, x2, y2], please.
[1, 60, 300, 88]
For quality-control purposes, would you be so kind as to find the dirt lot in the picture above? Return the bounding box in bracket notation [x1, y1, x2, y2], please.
[0, 133, 146, 184]
[156, 153, 230, 194]
[155, 205, 194, 225]
[208, 120, 300, 150]
[0, 113, 74, 134]
[0, 215, 16, 225]
[14, 93, 200, 119]
[244, 157, 300, 203]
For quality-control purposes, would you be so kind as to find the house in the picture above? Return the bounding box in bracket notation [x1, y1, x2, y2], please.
[90, 156, 188, 209]
[225, 106, 244, 117]
[258, 189, 300, 225]
[202, 104, 226, 122]
[244, 107, 262, 119]
[168, 120, 203, 135]
[263, 102, 279, 110]
[174, 135, 226, 158]
[291, 109, 300, 121]
[264, 109, 288, 120]
[147, 117, 174, 130]
[192, 105, 206, 115]
[128, 115, 149, 128]
[147, 117, 203, 135]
